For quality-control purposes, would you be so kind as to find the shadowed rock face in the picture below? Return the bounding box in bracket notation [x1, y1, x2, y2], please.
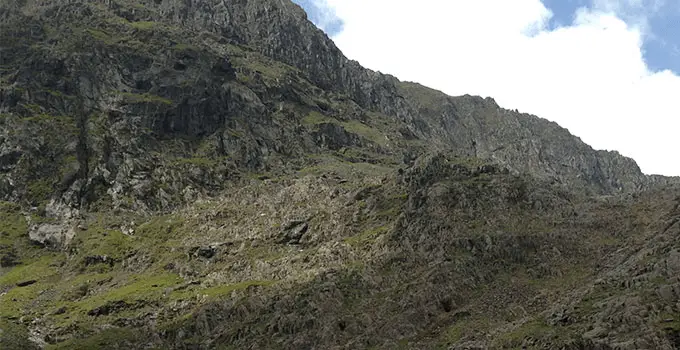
[1, 0, 680, 349]
[0, 0, 670, 211]
[133, 0, 666, 194]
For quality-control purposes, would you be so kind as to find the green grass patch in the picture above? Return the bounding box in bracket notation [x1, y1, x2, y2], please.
[129, 21, 156, 30]
[396, 81, 447, 113]
[345, 225, 390, 247]
[439, 316, 490, 345]
[0, 254, 64, 318]
[66, 215, 143, 269]
[19, 103, 42, 114]
[85, 28, 114, 43]
[0, 202, 49, 265]
[0, 318, 39, 349]
[232, 54, 293, 81]
[72, 273, 182, 313]
[120, 92, 173, 105]
[302, 112, 388, 146]
[341, 120, 388, 146]
[0, 202, 27, 245]
[494, 319, 551, 347]
[658, 312, 680, 336]
[78, 229, 132, 262]
[302, 111, 335, 125]
[0, 282, 43, 318]
[20, 114, 78, 133]
[27, 179, 53, 203]
[0, 254, 62, 287]
[57, 271, 115, 301]
[44, 89, 75, 99]
[135, 215, 187, 240]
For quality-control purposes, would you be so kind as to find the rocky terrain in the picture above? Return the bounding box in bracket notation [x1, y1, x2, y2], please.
[1, 0, 679, 349]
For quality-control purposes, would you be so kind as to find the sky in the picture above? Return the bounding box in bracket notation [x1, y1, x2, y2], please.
[291, 0, 680, 176]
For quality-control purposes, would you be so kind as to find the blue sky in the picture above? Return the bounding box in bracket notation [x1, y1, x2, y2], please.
[542, 0, 680, 74]
[293, 0, 344, 36]
[291, 0, 680, 175]
[294, 0, 680, 75]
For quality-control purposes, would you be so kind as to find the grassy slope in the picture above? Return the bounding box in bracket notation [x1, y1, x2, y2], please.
[4, 154, 676, 348]
[1, 1, 680, 349]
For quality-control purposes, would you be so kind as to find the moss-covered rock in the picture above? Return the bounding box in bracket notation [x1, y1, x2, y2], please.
[0, 319, 40, 350]
[0, 0, 679, 349]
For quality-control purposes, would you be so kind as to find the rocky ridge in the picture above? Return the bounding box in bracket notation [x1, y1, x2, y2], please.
[0, 0, 679, 349]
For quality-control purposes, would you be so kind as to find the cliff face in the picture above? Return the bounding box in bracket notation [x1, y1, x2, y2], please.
[1, 0, 680, 349]
[142, 0, 661, 193]
[0, 0, 666, 211]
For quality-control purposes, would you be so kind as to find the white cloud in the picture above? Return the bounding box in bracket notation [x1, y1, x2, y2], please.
[592, 0, 666, 33]
[294, 0, 344, 35]
[325, 0, 680, 176]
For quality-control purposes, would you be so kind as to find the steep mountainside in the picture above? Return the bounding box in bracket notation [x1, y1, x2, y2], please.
[1, 0, 679, 349]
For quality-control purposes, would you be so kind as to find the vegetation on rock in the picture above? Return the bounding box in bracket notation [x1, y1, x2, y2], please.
[0, 0, 679, 349]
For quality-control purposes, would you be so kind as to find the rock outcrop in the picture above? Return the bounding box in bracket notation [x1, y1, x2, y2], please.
[0, 0, 679, 349]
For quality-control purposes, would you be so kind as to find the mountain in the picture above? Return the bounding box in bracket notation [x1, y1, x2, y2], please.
[1, 0, 679, 349]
